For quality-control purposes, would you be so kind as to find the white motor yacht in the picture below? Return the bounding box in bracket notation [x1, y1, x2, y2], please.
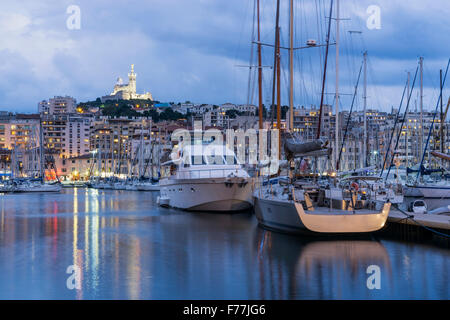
[157, 144, 253, 212]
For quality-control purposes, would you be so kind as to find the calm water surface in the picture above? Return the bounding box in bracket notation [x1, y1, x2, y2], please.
[0, 188, 448, 299]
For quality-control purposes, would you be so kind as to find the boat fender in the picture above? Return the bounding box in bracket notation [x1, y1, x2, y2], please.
[238, 180, 248, 188]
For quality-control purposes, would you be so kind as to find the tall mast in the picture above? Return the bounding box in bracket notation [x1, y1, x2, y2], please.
[139, 122, 144, 178]
[289, 0, 294, 132]
[335, 0, 340, 168]
[406, 71, 410, 168]
[276, 28, 281, 132]
[316, 0, 334, 139]
[419, 57, 424, 158]
[276, 27, 281, 158]
[257, 0, 263, 130]
[440, 69, 444, 162]
[270, 0, 281, 128]
[39, 118, 44, 182]
[363, 51, 367, 167]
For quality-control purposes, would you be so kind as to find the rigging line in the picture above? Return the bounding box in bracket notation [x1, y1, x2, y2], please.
[393, 204, 450, 238]
[279, 46, 290, 107]
[246, 0, 257, 107]
[385, 65, 420, 180]
[366, 54, 383, 112]
[416, 58, 450, 183]
[315, 0, 327, 106]
[316, 0, 334, 139]
[232, 0, 252, 105]
[270, 0, 281, 129]
[315, 0, 324, 74]
[337, 60, 363, 170]
[295, 48, 308, 106]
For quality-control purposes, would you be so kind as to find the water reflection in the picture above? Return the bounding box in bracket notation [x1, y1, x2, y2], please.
[0, 189, 448, 299]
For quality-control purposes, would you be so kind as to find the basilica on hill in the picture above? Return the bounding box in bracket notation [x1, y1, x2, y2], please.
[101, 64, 153, 102]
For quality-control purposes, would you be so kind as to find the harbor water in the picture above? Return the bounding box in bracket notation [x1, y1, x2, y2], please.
[0, 188, 448, 299]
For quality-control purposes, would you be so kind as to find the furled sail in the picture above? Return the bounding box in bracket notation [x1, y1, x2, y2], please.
[284, 138, 329, 158]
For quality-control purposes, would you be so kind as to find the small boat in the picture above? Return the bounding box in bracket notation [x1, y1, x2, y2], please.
[14, 180, 62, 193]
[113, 180, 128, 190]
[125, 182, 139, 191]
[428, 205, 450, 215]
[136, 181, 160, 191]
[156, 196, 170, 207]
[61, 180, 86, 188]
[409, 199, 427, 214]
[404, 183, 450, 199]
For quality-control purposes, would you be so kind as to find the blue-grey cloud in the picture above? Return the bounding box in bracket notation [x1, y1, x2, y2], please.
[0, 0, 448, 115]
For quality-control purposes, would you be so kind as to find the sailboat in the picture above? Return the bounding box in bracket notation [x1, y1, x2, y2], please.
[402, 62, 450, 212]
[14, 119, 61, 193]
[252, 0, 390, 234]
[136, 124, 160, 191]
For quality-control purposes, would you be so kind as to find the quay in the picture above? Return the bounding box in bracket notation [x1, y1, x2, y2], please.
[383, 208, 450, 246]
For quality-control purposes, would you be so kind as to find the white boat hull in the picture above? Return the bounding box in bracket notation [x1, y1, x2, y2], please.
[15, 183, 62, 193]
[253, 196, 307, 233]
[253, 188, 391, 234]
[136, 182, 160, 191]
[125, 184, 139, 191]
[294, 202, 390, 233]
[404, 184, 450, 210]
[404, 184, 450, 199]
[159, 178, 253, 212]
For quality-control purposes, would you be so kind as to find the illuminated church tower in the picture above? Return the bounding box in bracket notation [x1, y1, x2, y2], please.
[102, 64, 153, 102]
[128, 64, 136, 94]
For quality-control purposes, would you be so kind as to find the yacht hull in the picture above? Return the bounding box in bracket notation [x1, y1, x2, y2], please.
[159, 178, 253, 212]
[15, 184, 62, 193]
[253, 196, 308, 233]
[404, 185, 450, 199]
[294, 202, 390, 233]
[136, 183, 160, 191]
[253, 195, 390, 234]
[404, 184, 450, 211]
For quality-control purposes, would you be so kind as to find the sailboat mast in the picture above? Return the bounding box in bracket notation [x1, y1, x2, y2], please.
[257, 0, 263, 130]
[406, 71, 410, 168]
[440, 69, 444, 159]
[335, 0, 340, 168]
[289, 0, 294, 132]
[419, 57, 424, 157]
[363, 51, 367, 167]
[276, 27, 281, 158]
[39, 118, 44, 182]
[276, 28, 281, 132]
[316, 0, 334, 139]
[270, 0, 280, 127]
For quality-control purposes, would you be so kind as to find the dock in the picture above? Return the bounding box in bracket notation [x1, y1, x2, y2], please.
[388, 209, 450, 230]
[381, 208, 450, 247]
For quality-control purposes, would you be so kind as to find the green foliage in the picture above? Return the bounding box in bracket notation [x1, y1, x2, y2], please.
[281, 105, 289, 119]
[255, 104, 268, 119]
[101, 104, 140, 117]
[225, 109, 244, 119]
[142, 108, 186, 122]
[78, 98, 155, 110]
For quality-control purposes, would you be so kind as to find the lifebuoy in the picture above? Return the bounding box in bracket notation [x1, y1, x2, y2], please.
[350, 181, 359, 192]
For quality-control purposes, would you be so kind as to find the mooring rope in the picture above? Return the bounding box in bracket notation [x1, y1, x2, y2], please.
[393, 204, 450, 238]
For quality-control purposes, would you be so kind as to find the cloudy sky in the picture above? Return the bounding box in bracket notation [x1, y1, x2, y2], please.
[0, 0, 449, 114]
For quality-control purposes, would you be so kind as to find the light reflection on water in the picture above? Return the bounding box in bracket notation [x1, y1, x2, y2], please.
[0, 188, 448, 300]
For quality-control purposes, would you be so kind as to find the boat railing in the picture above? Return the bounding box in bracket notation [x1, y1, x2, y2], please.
[175, 168, 241, 180]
